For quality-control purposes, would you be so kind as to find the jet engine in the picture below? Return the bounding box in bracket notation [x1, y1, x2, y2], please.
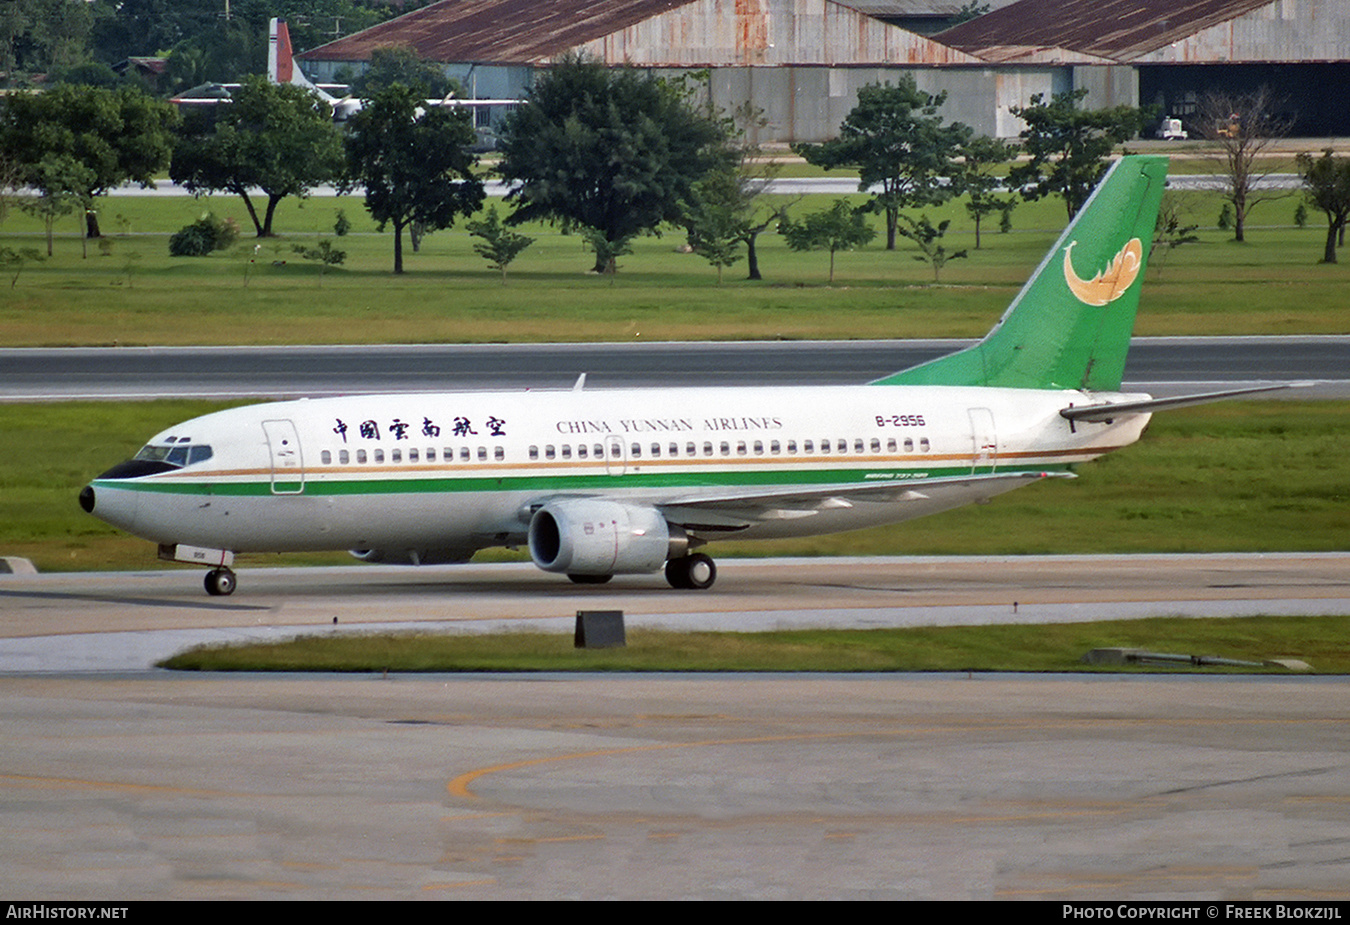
[528, 499, 686, 576]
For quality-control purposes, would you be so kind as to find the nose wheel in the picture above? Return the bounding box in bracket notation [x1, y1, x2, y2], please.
[665, 553, 716, 590]
[204, 567, 237, 596]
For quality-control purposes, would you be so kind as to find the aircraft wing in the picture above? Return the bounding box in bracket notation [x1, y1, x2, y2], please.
[654, 470, 1074, 532]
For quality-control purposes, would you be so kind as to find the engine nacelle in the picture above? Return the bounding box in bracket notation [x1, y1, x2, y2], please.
[528, 499, 685, 576]
[349, 547, 475, 566]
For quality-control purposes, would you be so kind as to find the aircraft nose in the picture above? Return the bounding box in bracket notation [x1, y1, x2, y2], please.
[78, 485, 95, 514]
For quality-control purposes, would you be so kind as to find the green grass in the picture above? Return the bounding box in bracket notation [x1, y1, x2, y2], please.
[2, 185, 1348, 347]
[158, 615, 1348, 673]
[3, 400, 1345, 573]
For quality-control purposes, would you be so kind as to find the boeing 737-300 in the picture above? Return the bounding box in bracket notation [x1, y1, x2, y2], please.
[79, 156, 1286, 596]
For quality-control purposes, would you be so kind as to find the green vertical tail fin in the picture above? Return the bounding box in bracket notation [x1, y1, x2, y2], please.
[876, 155, 1168, 391]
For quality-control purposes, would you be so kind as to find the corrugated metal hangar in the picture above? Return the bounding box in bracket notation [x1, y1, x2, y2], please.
[296, 0, 1350, 142]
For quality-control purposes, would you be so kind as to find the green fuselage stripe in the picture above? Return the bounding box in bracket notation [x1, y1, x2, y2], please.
[99, 462, 1071, 498]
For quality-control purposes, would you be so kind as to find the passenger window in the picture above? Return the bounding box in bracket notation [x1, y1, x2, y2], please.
[494, 446, 504, 460]
[820, 440, 830, 453]
[356, 449, 367, 464]
[651, 443, 660, 457]
[904, 438, 914, 453]
[373, 449, 385, 463]
[770, 440, 780, 454]
[669, 442, 679, 457]
[561, 445, 572, 459]
[460, 447, 470, 461]
[887, 439, 897, 453]
[703, 442, 713, 456]
[687, 442, 697, 456]
[425, 448, 435, 462]
[720, 442, 730, 456]
[321, 450, 332, 465]
[408, 448, 418, 462]
[855, 439, 865, 453]
[543, 445, 554, 460]
[339, 449, 349, 464]
[391, 449, 402, 463]
[803, 440, 813, 453]
[737, 441, 747, 456]
[920, 438, 931, 452]
[630, 443, 641, 457]
[577, 444, 588, 459]
[477, 447, 487, 460]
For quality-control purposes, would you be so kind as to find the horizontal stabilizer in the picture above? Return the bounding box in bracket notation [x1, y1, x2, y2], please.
[1059, 383, 1310, 423]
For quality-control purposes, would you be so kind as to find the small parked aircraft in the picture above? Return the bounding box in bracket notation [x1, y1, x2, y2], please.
[79, 156, 1286, 595]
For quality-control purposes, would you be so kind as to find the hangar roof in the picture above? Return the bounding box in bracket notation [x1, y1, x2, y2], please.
[937, 0, 1278, 62]
[296, 0, 985, 67]
[297, 0, 702, 65]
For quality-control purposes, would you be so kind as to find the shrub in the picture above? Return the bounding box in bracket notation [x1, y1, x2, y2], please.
[168, 213, 239, 257]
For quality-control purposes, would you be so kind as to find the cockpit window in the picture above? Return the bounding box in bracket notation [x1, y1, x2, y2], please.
[133, 443, 212, 468]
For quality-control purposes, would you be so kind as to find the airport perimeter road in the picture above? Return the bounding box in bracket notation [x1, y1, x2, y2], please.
[1, 672, 1347, 899]
[1, 336, 1347, 400]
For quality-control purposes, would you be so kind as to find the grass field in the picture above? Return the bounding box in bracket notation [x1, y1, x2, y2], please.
[2, 399, 1344, 572]
[2, 181, 1348, 346]
[159, 615, 1350, 673]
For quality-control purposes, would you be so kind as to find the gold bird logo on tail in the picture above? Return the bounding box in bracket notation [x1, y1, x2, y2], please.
[1063, 238, 1143, 306]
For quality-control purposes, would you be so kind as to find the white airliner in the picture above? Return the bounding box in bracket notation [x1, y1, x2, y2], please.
[267, 18, 520, 124]
[79, 156, 1285, 596]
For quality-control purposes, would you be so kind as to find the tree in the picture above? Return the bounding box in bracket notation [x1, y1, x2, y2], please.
[467, 206, 534, 283]
[1009, 89, 1149, 217]
[1, 0, 92, 82]
[1150, 191, 1199, 278]
[1196, 87, 1293, 243]
[344, 83, 485, 274]
[171, 75, 345, 237]
[895, 214, 967, 282]
[679, 103, 791, 281]
[352, 46, 458, 100]
[291, 239, 347, 286]
[795, 79, 971, 251]
[20, 155, 94, 256]
[0, 84, 176, 238]
[498, 54, 734, 273]
[779, 199, 876, 283]
[958, 135, 1018, 249]
[1296, 149, 1350, 265]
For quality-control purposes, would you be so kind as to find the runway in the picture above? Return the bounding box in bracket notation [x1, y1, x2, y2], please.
[3, 555, 1348, 899]
[2, 336, 1347, 399]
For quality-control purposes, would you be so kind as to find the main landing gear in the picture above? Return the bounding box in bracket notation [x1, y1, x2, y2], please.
[665, 553, 716, 590]
[204, 567, 237, 596]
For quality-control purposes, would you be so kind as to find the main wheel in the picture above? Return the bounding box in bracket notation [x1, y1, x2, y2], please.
[204, 568, 236, 596]
[665, 553, 716, 590]
[568, 573, 612, 585]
